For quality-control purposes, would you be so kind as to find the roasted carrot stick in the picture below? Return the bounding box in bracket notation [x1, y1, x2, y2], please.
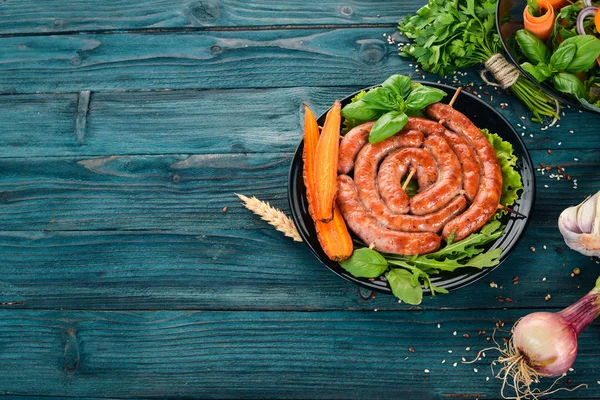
[303, 104, 353, 262]
[523, 0, 555, 41]
[314, 100, 341, 223]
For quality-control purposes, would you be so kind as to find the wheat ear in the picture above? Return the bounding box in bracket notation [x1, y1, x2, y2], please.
[236, 193, 302, 242]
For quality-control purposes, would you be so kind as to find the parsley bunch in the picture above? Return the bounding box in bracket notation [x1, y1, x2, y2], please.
[399, 0, 559, 122]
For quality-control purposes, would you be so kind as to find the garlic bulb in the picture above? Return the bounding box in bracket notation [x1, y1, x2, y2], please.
[558, 191, 600, 256]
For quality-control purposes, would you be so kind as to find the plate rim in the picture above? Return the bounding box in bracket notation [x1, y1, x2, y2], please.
[288, 81, 536, 295]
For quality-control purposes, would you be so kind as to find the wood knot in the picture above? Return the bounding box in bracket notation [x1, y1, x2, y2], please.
[210, 45, 222, 54]
[359, 287, 375, 300]
[190, 1, 221, 22]
[340, 6, 354, 16]
[63, 328, 80, 374]
[358, 41, 386, 65]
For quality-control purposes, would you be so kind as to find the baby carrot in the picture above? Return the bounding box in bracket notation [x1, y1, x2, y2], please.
[302, 104, 353, 261]
[314, 100, 341, 223]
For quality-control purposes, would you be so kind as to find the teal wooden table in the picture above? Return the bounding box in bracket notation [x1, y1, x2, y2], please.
[1, 1, 600, 398]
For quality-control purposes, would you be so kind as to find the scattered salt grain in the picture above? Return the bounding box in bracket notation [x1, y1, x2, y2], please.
[474, 368, 478, 373]
[453, 362, 458, 367]
[466, 347, 470, 351]
[453, 331, 457, 336]
[424, 369, 430, 373]
[442, 360, 446, 364]
[437, 323, 441, 328]
[543, 277, 546, 281]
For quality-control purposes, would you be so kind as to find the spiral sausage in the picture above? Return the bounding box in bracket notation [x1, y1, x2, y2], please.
[377, 148, 437, 214]
[425, 103, 502, 242]
[334, 103, 503, 255]
[337, 175, 441, 255]
[338, 121, 375, 174]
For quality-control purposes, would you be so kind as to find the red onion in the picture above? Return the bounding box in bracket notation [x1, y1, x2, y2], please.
[494, 277, 600, 397]
[584, 0, 593, 6]
[576, 6, 598, 35]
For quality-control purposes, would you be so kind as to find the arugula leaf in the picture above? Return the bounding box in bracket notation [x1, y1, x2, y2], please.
[339, 248, 388, 278]
[385, 268, 423, 305]
[386, 220, 504, 273]
[480, 129, 523, 207]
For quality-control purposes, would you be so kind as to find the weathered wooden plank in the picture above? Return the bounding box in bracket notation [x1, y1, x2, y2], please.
[0, 0, 406, 34]
[0, 28, 414, 94]
[0, 309, 598, 398]
[0, 150, 596, 231]
[0, 153, 292, 231]
[0, 93, 78, 156]
[0, 223, 597, 311]
[0, 89, 596, 159]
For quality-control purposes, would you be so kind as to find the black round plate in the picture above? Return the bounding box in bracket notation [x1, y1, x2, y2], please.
[496, 0, 600, 114]
[288, 82, 535, 294]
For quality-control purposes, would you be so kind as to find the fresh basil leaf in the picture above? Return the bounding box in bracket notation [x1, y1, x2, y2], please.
[341, 100, 385, 121]
[339, 248, 388, 278]
[561, 35, 600, 73]
[405, 85, 447, 111]
[549, 42, 576, 72]
[515, 29, 551, 65]
[382, 75, 412, 98]
[385, 268, 423, 305]
[369, 111, 409, 143]
[361, 87, 402, 111]
[553, 73, 586, 99]
[520, 62, 551, 83]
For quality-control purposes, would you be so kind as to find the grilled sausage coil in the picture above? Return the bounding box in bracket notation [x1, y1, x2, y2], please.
[335, 103, 503, 255]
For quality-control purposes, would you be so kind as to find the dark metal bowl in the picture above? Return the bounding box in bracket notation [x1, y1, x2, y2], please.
[288, 82, 535, 295]
[496, 0, 600, 113]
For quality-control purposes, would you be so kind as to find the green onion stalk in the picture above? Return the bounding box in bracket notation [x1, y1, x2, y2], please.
[399, 0, 559, 122]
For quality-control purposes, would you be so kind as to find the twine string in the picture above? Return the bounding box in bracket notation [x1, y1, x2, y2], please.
[481, 53, 521, 89]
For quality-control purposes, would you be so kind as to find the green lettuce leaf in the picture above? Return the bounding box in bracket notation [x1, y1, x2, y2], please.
[481, 128, 523, 207]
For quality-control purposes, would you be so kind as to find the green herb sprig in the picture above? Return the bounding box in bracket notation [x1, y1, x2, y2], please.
[399, 0, 559, 122]
[341, 75, 446, 143]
